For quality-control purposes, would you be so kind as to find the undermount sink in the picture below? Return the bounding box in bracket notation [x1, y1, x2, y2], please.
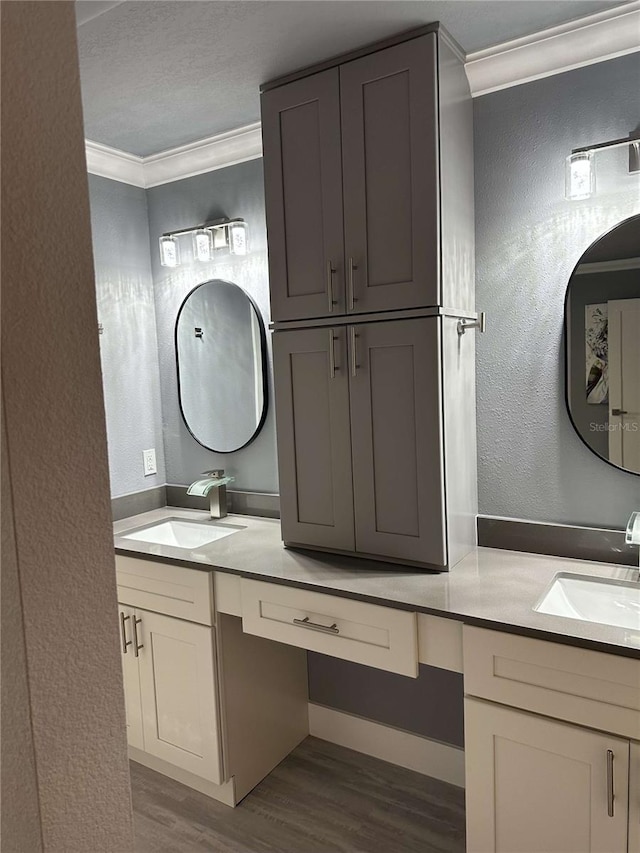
[121, 519, 241, 549]
[534, 572, 640, 631]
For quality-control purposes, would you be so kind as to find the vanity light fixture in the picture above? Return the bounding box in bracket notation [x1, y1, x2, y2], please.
[228, 220, 249, 256]
[159, 234, 181, 267]
[159, 218, 250, 266]
[193, 228, 214, 263]
[565, 132, 640, 200]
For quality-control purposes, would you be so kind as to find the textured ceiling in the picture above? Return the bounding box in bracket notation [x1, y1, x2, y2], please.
[76, 0, 623, 156]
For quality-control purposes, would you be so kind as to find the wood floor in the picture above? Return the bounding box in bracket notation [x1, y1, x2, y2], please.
[132, 736, 465, 853]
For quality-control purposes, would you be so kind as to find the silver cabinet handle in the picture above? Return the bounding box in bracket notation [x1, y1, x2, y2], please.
[120, 612, 132, 655]
[611, 409, 628, 416]
[607, 749, 615, 817]
[350, 326, 359, 377]
[133, 615, 144, 657]
[328, 329, 336, 379]
[293, 616, 340, 635]
[348, 258, 358, 311]
[327, 260, 336, 313]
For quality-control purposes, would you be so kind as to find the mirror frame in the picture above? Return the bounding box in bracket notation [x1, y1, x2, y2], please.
[564, 214, 640, 477]
[174, 279, 269, 454]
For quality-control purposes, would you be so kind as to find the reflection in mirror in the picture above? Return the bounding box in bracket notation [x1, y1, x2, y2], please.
[176, 279, 267, 453]
[565, 214, 640, 475]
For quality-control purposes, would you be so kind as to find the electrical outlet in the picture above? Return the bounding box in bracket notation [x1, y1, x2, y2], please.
[143, 448, 157, 476]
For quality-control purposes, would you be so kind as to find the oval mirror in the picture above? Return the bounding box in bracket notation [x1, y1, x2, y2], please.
[565, 214, 640, 475]
[175, 279, 268, 453]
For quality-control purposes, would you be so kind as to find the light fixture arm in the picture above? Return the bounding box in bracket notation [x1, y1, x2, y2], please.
[161, 217, 246, 239]
[571, 132, 640, 157]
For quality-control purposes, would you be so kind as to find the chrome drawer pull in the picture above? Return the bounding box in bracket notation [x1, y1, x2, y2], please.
[347, 257, 358, 311]
[328, 329, 336, 379]
[327, 261, 336, 313]
[293, 616, 340, 635]
[350, 327, 359, 377]
[606, 749, 615, 817]
[133, 616, 144, 657]
[120, 612, 132, 655]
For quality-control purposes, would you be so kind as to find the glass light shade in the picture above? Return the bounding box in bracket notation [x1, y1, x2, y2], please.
[159, 235, 180, 267]
[228, 221, 249, 256]
[565, 152, 595, 200]
[193, 229, 213, 262]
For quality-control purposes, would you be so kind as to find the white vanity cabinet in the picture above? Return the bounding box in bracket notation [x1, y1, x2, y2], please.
[115, 555, 309, 806]
[463, 627, 640, 853]
[465, 698, 631, 852]
[118, 605, 223, 785]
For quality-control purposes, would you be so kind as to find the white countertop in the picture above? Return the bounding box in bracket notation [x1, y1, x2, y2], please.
[114, 507, 640, 658]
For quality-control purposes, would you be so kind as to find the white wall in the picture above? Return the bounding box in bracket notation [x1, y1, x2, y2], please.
[1, 4, 135, 849]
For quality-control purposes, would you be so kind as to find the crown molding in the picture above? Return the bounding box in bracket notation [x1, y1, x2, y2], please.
[143, 122, 262, 188]
[465, 1, 640, 97]
[85, 140, 146, 188]
[85, 123, 262, 189]
[86, 4, 640, 187]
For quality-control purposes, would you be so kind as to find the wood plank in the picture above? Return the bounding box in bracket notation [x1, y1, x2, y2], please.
[132, 736, 466, 853]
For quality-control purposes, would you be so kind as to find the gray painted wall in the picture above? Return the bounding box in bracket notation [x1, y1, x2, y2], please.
[308, 655, 464, 747]
[474, 53, 640, 530]
[88, 174, 166, 497]
[145, 159, 278, 494]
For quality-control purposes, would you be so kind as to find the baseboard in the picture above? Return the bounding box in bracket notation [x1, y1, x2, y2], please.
[308, 703, 465, 789]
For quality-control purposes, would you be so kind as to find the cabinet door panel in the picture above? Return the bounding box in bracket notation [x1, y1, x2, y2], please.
[118, 605, 144, 750]
[349, 318, 445, 564]
[465, 698, 630, 853]
[341, 35, 439, 313]
[262, 70, 345, 321]
[273, 328, 355, 551]
[136, 610, 222, 784]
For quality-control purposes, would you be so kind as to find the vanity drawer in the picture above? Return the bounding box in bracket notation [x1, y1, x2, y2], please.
[240, 579, 418, 677]
[463, 626, 640, 739]
[115, 555, 213, 625]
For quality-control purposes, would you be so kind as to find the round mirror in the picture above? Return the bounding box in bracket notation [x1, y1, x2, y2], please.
[565, 215, 640, 475]
[175, 279, 268, 453]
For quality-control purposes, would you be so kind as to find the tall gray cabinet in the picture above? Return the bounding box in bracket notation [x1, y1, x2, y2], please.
[262, 24, 478, 570]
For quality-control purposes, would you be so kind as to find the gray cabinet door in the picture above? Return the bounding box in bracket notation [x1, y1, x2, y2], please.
[340, 35, 439, 314]
[262, 70, 345, 322]
[348, 318, 446, 565]
[273, 328, 355, 551]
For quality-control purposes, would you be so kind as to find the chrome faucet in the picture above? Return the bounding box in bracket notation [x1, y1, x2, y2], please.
[626, 512, 640, 579]
[187, 470, 233, 519]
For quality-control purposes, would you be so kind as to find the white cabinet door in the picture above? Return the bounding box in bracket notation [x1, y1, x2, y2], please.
[630, 741, 640, 853]
[118, 605, 144, 750]
[136, 610, 223, 785]
[465, 698, 630, 853]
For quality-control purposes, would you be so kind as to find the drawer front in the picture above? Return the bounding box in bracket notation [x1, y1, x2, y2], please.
[116, 555, 213, 625]
[463, 626, 640, 739]
[241, 579, 418, 677]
